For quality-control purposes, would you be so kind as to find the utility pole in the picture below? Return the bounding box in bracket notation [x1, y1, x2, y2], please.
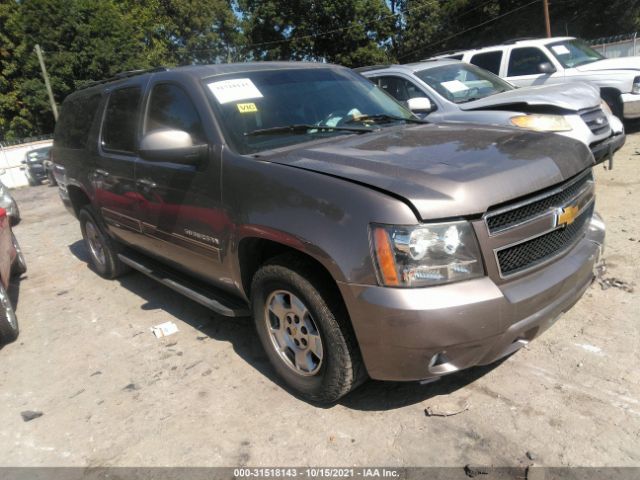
[34, 44, 58, 121]
[543, 0, 551, 38]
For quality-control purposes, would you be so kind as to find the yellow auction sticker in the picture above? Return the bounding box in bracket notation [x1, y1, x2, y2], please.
[237, 102, 258, 113]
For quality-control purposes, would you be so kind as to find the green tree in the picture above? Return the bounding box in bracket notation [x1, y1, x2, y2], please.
[238, 0, 396, 67]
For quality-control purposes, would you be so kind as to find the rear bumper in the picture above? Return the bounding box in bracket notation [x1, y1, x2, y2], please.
[338, 214, 605, 382]
[621, 93, 640, 119]
[591, 131, 626, 164]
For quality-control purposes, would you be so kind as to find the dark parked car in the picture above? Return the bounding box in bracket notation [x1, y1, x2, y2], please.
[52, 63, 605, 403]
[21, 146, 50, 186]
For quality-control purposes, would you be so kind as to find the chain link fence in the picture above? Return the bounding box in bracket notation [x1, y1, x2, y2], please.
[588, 32, 639, 58]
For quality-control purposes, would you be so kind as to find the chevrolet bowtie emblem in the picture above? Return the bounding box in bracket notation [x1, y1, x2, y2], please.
[556, 205, 579, 227]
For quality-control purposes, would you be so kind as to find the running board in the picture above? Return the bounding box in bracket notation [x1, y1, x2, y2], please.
[117, 252, 250, 317]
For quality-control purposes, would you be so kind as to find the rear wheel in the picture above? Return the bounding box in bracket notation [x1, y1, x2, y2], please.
[0, 283, 18, 344]
[79, 207, 129, 279]
[251, 253, 366, 403]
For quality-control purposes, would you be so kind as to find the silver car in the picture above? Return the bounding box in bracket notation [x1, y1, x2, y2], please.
[358, 60, 625, 167]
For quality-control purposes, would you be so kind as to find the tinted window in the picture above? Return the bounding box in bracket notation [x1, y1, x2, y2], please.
[146, 84, 205, 143]
[376, 76, 426, 102]
[508, 47, 552, 76]
[102, 87, 141, 153]
[55, 93, 102, 149]
[469, 51, 503, 75]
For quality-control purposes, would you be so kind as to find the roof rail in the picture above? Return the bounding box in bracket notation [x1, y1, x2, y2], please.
[501, 37, 538, 45]
[353, 64, 392, 73]
[77, 67, 169, 91]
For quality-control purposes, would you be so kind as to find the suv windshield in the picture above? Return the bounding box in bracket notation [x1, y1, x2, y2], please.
[547, 39, 605, 68]
[414, 63, 513, 104]
[203, 67, 415, 154]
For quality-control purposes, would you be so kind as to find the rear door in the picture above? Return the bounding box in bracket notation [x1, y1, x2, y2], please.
[468, 50, 504, 76]
[134, 77, 229, 286]
[95, 79, 148, 247]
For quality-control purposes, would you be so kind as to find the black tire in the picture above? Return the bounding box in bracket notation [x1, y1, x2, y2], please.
[0, 283, 18, 344]
[10, 233, 26, 277]
[79, 207, 129, 279]
[251, 253, 366, 403]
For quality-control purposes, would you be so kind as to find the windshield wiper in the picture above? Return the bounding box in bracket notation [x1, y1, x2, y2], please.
[345, 114, 427, 125]
[245, 124, 373, 137]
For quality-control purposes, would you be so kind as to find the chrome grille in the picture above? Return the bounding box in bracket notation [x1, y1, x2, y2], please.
[496, 203, 594, 276]
[580, 107, 610, 136]
[486, 171, 592, 234]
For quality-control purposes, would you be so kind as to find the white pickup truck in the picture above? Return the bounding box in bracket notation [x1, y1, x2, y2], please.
[435, 37, 640, 121]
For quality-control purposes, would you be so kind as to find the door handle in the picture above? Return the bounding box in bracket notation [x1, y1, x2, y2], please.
[95, 169, 110, 177]
[137, 178, 157, 189]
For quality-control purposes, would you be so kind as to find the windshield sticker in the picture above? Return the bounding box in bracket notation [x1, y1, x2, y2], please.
[207, 78, 263, 104]
[237, 102, 258, 113]
[441, 80, 469, 93]
[551, 45, 570, 55]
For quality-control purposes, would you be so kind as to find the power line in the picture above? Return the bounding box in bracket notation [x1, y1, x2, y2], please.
[398, 0, 540, 60]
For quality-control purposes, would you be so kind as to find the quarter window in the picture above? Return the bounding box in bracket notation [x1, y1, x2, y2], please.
[55, 93, 102, 149]
[146, 84, 205, 143]
[508, 47, 552, 76]
[102, 87, 142, 153]
[469, 51, 503, 75]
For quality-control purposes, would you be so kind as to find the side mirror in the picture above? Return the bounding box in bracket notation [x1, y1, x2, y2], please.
[407, 97, 434, 113]
[139, 129, 207, 165]
[538, 62, 556, 74]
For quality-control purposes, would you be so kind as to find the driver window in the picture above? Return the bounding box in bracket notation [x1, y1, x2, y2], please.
[146, 84, 205, 143]
[508, 47, 552, 76]
[376, 76, 428, 103]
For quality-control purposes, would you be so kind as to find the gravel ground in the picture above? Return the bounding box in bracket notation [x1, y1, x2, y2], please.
[0, 131, 638, 469]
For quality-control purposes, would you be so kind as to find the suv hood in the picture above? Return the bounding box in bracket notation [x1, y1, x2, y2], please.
[261, 123, 593, 220]
[460, 82, 600, 112]
[575, 57, 640, 72]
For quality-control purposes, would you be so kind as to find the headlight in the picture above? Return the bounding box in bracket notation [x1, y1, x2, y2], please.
[600, 99, 613, 116]
[509, 114, 572, 132]
[632, 76, 640, 95]
[371, 221, 484, 287]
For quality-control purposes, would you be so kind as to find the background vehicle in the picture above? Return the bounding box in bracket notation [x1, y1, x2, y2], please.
[0, 207, 27, 344]
[21, 146, 50, 186]
[42, 148, 58, 186]
[0, 181, 20, 226]
[434, 37, 640, 120]
[53, 63, 604, 403]
[358, 60, 625, 166]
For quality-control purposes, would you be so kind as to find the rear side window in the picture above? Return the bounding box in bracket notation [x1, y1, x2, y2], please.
[146, 84, 205, 143]
[469, 51, 503, 75]
[508, 47, 552, 76]
[55, 93, 101, 149]
[102, 87, 142, 153]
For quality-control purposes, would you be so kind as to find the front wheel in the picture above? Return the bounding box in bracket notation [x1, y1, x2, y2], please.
[0, 283, 18, 344]
[79, 208, 129, 279]
[251, 254, 366, 403]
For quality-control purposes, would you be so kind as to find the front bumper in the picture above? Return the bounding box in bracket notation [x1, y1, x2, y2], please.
[338, 214, 605, 382]
[591, 131, 626, 165]
[621, 93, 640, 119]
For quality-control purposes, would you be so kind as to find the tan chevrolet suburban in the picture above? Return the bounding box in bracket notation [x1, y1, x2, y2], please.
[52, 62, 605, 403]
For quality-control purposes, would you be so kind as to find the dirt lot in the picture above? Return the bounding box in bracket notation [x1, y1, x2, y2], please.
[0, 132, 638, 469]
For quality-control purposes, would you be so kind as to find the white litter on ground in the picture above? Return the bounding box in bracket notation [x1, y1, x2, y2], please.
[151, 321, 179, 338]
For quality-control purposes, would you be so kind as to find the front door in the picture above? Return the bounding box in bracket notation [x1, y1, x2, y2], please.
[505, 46, 564, 87]
[134, 81, 229, 286]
